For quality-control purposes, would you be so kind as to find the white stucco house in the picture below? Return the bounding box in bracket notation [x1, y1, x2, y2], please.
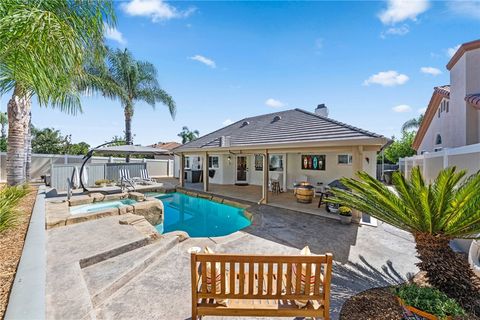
[413, 39, 480, 153]
[173, 105, 387, 204]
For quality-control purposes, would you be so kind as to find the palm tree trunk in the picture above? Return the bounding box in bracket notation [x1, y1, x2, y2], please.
[24, 112, 32, 181]
[6, 85, 31, 186]
[415, 233, 480, 315]
[124, 103, 133, 163]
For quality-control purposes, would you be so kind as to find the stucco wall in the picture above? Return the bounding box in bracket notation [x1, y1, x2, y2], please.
[418, 98, 448, 153]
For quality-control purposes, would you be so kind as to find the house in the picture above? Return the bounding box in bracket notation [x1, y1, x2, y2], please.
[413, 39, 480, 153]
[174, 105, 387, 204]
[148, 141, 181, 160]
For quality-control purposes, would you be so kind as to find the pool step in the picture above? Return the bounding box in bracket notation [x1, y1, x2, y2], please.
[81, 234, 179, 307]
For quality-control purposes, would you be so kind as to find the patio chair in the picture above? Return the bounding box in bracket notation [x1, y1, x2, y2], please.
[119, 168, 135, 190]
[191, 252, 333, 319]
[138, 168, 157, 184]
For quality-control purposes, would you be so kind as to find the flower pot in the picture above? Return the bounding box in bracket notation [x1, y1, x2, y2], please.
[340, 215, 352, 224]
[397, 298, 452, 320]
[327, 203, 339, 213]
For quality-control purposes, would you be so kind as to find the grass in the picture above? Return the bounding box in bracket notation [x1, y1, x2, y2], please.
[0, 185, 29, 233]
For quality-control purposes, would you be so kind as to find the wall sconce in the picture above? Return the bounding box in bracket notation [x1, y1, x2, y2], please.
[227, 155, 232, 163]
[365, 157, 370, 164]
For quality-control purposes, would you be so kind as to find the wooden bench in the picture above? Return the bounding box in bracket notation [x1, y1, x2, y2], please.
[191, 252, 333, 319]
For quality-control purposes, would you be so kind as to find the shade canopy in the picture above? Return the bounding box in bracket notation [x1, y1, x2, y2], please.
[95, 145, 170, 155]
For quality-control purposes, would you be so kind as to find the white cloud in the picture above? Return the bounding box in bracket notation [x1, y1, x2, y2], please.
[446, 44, 461, 58]
[121, 0, 195, 22]
[104, 24, 127, 46]
[392, 104, 412, 112]
[265, 98, 286, 108]
[222, 119, 233, 126]
[420, 66, 442, 76]
[363, 70, 409, 87]
[381, 24, 410, 38]
[418, 107, 427, 114]
[379, 0, 430, 24]
[447, 1, 480, 20]
[188, 55, 216, 68]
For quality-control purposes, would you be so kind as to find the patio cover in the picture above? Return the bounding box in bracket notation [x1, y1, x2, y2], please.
[94, 145, 170, 155]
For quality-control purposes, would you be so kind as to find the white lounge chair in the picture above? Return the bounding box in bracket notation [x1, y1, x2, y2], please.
[138, 168, 156, 184]
[119, 168, 135, 190]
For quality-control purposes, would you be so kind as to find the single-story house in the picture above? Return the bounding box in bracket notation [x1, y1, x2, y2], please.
[173, 105, 387, 204]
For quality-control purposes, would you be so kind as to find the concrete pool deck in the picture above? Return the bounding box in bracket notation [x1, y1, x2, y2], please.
[45, 194, 418, 320]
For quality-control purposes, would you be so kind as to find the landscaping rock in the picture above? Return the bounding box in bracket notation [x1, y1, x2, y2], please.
[211, 196, 224, 204]
[90, 193, 105, 202]
[129, 192, 145, 202]
[103, 193, 128, 202]
[132, 200, 163, 226]
[68, 195, 93, 206]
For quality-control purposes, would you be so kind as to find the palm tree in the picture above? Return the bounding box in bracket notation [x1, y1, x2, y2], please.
[87, 48, 176, 162]
[178, 126, 199, 144]
[401, 114, 424, 132]
[0, 1, 115, 185]
[328, 167, 480, 314]
[0, 112, 7, 138]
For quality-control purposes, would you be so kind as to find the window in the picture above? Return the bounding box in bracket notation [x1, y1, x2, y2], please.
[185, 157, 191, 169]
[446, 101, 449, 112]
[269, 155, 283, 171]
[338, 154, 353, 165]
[435, 134, 442, 145]
[208, 156, 219, 169]
[254, 154, 263, 171]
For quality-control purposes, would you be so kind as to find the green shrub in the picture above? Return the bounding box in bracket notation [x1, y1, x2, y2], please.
[338, 206, 352, 216]
[94, 179, 113, 186]
[394, 284, 465, 318]
[0, 185, 29, 233]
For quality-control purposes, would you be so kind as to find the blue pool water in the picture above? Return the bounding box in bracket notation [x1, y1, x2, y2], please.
[70, 199, 137, 215]
[155, 193, 251, 237]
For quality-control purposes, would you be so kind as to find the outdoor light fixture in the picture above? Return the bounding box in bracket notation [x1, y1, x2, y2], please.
[227, 155, 232, 162]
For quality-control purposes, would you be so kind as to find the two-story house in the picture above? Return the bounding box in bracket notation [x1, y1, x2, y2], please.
[413, 39, 480, 153]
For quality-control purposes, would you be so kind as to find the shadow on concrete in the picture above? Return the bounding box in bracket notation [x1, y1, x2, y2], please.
[329, 254, 414, 318]
[243, 203, 359, 264]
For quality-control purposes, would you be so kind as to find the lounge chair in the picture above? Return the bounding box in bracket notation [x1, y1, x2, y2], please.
[191, 252, 333, 319]
[138, 168, 156, 184]
[119, 168, 135, 190]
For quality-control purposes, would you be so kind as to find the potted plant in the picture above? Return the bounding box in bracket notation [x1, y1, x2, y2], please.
[94, 179, 111, 188]
[394, 284, 465, 320]
[338, 206, 352, 224]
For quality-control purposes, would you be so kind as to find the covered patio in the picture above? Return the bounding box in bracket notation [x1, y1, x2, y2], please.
[185, 182, 340, 220]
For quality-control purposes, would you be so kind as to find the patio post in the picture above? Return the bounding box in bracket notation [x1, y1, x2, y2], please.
[352, 146, 363, 222]
[203, 152, 209, 192]
[262, 150, 269, 204]
[180, 154, 185, 187]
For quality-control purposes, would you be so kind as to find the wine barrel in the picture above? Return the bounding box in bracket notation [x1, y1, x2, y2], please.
[296, 187, 314, 203]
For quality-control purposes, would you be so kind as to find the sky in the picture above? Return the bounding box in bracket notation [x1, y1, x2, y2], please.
[2, 0, 480, 146]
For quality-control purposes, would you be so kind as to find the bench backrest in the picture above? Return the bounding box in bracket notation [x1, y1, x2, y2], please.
[191, 253, 333, 307]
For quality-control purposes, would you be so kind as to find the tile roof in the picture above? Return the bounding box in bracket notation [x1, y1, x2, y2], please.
[465, 93, 480, 109]
[434, 85, 450, 98]
[175, 108, 384, 151]
[149, 141, 182, 151]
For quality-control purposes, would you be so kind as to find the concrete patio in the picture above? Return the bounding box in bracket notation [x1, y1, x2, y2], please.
[45, 194, 418, 320]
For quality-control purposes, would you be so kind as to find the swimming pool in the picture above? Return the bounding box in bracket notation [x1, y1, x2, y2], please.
[155, 193, 251, 237]
[70, 199, 137, 215]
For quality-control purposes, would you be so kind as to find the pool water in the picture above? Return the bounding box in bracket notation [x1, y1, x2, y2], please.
[155, 193, 251, 237]
[70, 199, 137, 215]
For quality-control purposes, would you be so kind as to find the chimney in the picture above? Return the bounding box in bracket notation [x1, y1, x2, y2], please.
[315, 104, 329, 117]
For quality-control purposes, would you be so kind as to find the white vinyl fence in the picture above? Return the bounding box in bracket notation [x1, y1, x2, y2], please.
[0, 152, 174, 190]
[399, 142, 480, 183]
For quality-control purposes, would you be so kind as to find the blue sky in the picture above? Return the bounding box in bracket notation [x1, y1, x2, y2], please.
[2, 0, 480, 146]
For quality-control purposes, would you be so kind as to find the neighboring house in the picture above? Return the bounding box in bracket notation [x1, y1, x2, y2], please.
[148, 141, 181, 160]
[174, 105, 387, 203]
[413, 39, 480, 153]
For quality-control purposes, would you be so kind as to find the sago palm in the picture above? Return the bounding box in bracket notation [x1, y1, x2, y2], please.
[87, 48, 176, 156]
[0, 0, 115, 185]
[328, 167, 480, 314]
